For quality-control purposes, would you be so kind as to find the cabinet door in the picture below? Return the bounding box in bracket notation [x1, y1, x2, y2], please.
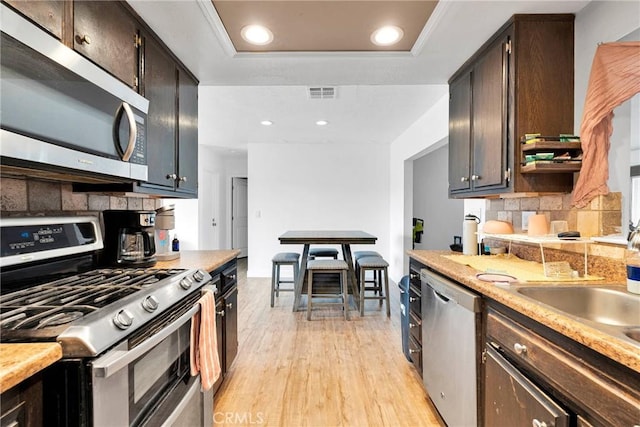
[448, 72, 472, 193]
[485, 346, 569, 427]
[223, 288, 238, 372]
[143, 35, 177, 190]
[4, 0, 64, 40]
[471, 33, 509, 191]
[176, 67, 198, 196]
[73, 1, 139, 89]
[212, 298, 225, 395]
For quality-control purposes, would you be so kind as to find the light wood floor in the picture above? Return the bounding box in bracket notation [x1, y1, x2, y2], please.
[213, 259, 443, 426]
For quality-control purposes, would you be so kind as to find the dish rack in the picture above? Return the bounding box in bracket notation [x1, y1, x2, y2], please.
[481, 233, 593, 278]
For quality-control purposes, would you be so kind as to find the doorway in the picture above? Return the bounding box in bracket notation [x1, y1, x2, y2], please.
[232, 177, 248, 258]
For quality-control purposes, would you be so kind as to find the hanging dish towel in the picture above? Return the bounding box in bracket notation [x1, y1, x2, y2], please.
[190, 288, 221, 391]
[572, 41, 640, 208]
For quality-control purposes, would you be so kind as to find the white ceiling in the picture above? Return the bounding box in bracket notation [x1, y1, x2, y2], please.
[127, 0, 591, 151]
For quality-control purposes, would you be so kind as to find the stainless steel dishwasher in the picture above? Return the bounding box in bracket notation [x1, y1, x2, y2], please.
[421, 269, 482, 427]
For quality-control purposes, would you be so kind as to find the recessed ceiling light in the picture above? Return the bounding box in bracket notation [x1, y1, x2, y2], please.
[241, 25, 274, 45]
[371, 25, 404, 46]
[316, 120, 329, 126]
[260, 120, 273, 126]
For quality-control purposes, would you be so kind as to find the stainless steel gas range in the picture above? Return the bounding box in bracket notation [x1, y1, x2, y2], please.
[0, 216, 215, 427]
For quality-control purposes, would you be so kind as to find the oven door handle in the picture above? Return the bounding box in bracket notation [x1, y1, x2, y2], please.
[93, 304, 200, 378]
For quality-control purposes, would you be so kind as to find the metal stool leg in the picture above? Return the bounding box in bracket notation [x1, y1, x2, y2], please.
[360, 267, 366, 316]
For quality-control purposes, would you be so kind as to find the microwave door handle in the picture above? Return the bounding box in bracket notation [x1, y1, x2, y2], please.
[116, 102, 137, 162]
[93, 304, 199, 379]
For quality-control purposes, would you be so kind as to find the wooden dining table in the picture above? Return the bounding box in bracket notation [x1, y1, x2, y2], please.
[278, 230, 378, 312]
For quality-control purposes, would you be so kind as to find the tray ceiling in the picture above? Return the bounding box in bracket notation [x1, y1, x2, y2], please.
[211, 0, 438, 52]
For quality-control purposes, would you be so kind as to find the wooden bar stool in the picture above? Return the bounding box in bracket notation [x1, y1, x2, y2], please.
[308, 248, 339, 260]
[357, 256, 390, 317]
[354, 250, 382, 293]
[306, 259, 349, 320]
[271, 252, 300, 307]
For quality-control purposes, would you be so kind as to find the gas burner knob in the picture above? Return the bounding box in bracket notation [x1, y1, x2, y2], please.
[193, 269, 206, 282]
[180, 276, 194, 290]
[142, 295, 159, 312]
[113, 309, 134, 330]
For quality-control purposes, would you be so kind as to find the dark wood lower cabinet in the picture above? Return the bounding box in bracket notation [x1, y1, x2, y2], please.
[210, 259, 239, 395]
[484, 345, 569, 427]
[485, 304, 640, 427]
[0, 372, 44, 427]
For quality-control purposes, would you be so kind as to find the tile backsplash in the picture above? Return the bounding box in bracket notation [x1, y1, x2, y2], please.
[0, 176, 162, 217]
[485, 192, 622, 238]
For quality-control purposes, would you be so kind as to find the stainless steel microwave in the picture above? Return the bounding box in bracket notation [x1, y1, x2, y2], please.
[0, 4, 149, 183]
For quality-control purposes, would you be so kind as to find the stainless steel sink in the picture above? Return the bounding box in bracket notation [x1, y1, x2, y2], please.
[516, 286, 640, 327]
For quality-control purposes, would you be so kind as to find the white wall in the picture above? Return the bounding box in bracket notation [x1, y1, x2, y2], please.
[248, 142, 390, 277]
[574, 1, 639, 232]
[389, 90, 449, 280]
[413, 144, 464, 251]
[198, 145, 248, 250]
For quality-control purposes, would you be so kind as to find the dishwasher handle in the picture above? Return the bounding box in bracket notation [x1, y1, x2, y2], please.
[421, 269, 481, 312]
[433, 289, 451, 303]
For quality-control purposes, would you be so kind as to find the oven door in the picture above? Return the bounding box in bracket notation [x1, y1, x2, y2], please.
[90, 300, 212, 427]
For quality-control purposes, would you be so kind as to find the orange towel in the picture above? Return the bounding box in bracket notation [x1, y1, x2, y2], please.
[572, 41, 640, 208]
[190, 289, 221, 391]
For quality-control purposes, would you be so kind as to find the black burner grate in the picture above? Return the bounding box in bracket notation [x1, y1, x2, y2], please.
[0, 268, 185, 331]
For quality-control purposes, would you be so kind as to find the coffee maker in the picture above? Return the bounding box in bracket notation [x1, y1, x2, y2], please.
[102, 210, 157, 267]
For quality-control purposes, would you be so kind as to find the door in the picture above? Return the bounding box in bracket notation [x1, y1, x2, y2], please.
[200, 170, 221, 250]
[4, 0, 64, 40]
[232, 178, 248, 257]
[471, 33, 510, 191]
[143, 34, 176, 190]
[448, 71, 472, 193]
[73, 1, 139, 89]
[176, 66, 198, 195]
[484, 345, 570, 427]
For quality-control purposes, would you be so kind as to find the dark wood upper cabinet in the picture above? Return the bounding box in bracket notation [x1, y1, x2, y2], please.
[448, 14, 575, 198]
[143, 34, 177, 190]
[448, 72, 472, 193]
[73, 1, 140, 90]
[176, 67, 199, 196]
[137, 33, 199, 198]
[471, 33, 509, 192]
[3, 0, 65, 40]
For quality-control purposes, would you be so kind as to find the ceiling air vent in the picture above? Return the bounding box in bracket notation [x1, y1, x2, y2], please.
[308, 87, 336, 100]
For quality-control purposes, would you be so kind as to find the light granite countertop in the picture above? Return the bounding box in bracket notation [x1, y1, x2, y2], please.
[408, 250, 639, 374]
[0, 250, 240, 394]
[0, 343, 62, 392]
[155, 249, 241, 272]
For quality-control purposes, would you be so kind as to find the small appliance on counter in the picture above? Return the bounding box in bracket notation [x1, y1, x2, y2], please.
[155, 205, 180, 261]
[102, 210, 157, 267]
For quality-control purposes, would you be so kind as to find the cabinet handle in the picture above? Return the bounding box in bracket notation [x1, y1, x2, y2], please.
[76, 34, 91, 45]
[409, 297, 418, 302]
[460, 176, 469, 182]
[471, 174, 481, 181]
[226, 302, 233, 309]
[166, 173, 177, 180]
[179, 176, 188, 182]
[409, 348, 420, 354]
[216, 310, 225, 317]
[409, 323, 417, 328]
[532, 419, 548, 427]
[514, 343, 527, 355]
